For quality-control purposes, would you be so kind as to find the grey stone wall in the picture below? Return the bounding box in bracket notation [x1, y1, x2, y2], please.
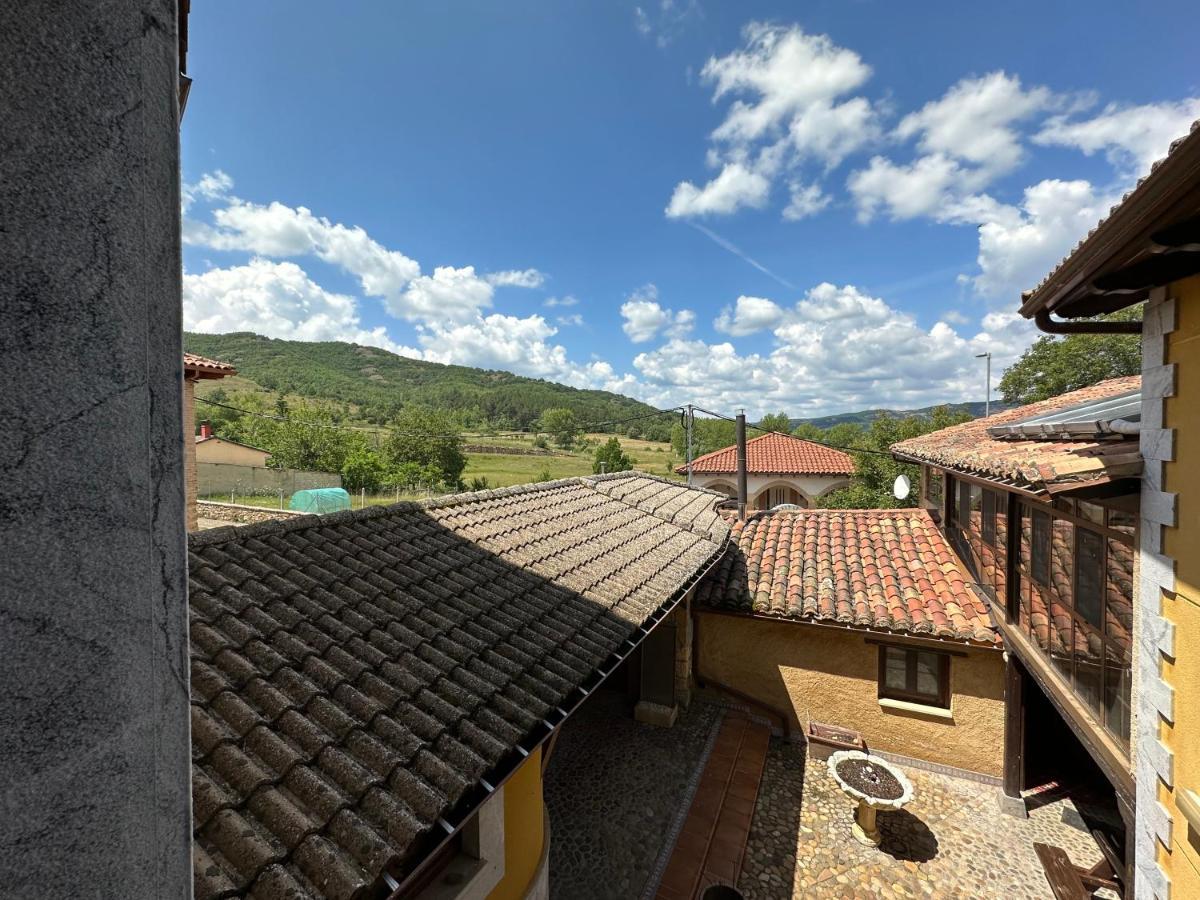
[0, 2, 193, 897]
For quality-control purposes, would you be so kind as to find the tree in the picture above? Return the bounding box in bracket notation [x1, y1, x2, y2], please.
[593, 437, 632, 474]
[341, 449, 388, 493]
[383, 406, 467, 488]
[670, 417, 736, 460]
[757, 411, 792, 433]
[538, 407, 579, 449]
[999, 306, 1142, 404]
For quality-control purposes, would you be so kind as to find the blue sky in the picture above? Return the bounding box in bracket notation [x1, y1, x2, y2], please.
[181, 1, 1199, 417]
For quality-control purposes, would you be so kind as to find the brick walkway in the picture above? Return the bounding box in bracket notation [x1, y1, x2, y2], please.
[656, 713, 770, 899]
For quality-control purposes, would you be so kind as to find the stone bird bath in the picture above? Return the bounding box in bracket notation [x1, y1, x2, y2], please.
[828, 750, 914, 846]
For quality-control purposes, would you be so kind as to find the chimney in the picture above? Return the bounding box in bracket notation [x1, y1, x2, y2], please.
[199, 420, 213, 440]
[736, 410, 748, 521]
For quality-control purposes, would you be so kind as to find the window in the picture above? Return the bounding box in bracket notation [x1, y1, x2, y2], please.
[926, 467, 943, 505]
[878, 645, 950, 708]
[981, 490, 997, 545]
[1031, 510, 1051, 585]
[957, 480, 971, 528]
[1074, 528, 1105, 629]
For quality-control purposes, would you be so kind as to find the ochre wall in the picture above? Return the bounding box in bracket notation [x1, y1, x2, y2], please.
[1159, 273, 1200, 897]
[195, 437, 271, 467]
[697, 611, 1006, 777]
[489, 746, 545, 900]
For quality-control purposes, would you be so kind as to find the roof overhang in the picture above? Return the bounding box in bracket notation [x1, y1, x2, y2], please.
[1020, 124, 1200, 320]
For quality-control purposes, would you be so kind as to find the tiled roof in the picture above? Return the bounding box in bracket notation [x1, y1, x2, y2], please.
[890, 376, 1143, 492]
[185, 352, 238, 378]
[187, 473, 728, 900]
[696, 508, 996, 644]
[677, 432, 854, 476]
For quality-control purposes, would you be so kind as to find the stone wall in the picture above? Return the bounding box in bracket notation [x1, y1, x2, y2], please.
[197, 500, 307, 525]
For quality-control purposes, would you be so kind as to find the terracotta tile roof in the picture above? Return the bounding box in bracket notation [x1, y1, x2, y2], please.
[676, 432, 854, 476]
[696, 508, 996, 644]
[184, 352, 238, 379]
[890, 376, 1142, 492]
[187, 473, 728, 900]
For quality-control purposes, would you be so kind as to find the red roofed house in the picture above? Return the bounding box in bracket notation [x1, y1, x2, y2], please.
[676, 431, 854, 509]
[183, 352, 237, 530]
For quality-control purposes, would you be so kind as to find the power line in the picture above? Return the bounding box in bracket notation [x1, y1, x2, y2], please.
[688, 405, 899, 459]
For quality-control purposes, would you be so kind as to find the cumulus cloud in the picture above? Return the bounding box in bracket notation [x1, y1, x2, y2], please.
[782, 180, 831, 221]
[485, 268, 547, 288]
[398, 265, 496, 322]
[543, 295, 579, 308]
[183, 259, 420, 356]
[714, 296, 784, 336]
[181, 170, 233, 212]
[667, 23, 879, 220]
[1034, 97, 1200, 174]
[665, 162, 772, 218]
[620, 285, 696, 342]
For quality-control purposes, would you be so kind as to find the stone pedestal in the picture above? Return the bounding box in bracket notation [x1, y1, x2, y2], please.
[634, 701, 679, 728]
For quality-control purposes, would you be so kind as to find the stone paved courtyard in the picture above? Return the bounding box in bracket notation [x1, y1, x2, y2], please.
[741, 737, 1116, 899]
[544, 689, 722, 900]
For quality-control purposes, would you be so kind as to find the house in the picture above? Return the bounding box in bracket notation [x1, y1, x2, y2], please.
[676, 431, 854, 509]
[694, 507, 1005, 778]
[1013, 119, 1200, 900]
[184, 352, 237, 529]
[194, 422, 271, 468]
[892, 376, 1141, 880]
[187, 473, 728, 900]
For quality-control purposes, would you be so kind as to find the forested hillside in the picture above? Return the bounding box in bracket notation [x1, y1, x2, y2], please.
[183, 332, 659, 430]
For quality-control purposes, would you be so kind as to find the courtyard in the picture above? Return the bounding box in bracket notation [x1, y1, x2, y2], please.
[545, 692, 1114, 899]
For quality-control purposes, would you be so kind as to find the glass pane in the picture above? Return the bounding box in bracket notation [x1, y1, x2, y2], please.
[1104, 652, 1132, 747]
[959, 480, 972, 528]
[1032, 510, 1051, 585]
[1108, 506, 1137, 532]
[981, 490, 996, 545]
[1020, 576, 1033, 636]
[993, 499, 1008, 604]
[1107, 538, 1135, 659]
[1075, 528, 1104, 629]
[1077, 500, 1105, 524]
[1075, 623, 1103, 717]
[885, 648, 908, 691]
[1030, 581, 1052, 658]
[915, 652, 940, 697]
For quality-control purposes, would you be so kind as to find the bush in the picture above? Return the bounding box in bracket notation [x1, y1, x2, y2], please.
[593, 437, 633, 475]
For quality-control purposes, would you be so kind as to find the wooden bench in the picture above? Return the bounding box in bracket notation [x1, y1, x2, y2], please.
[1034, 840, 1123, 899]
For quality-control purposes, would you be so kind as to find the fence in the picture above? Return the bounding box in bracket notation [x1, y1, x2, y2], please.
[197, 462, 342, 503]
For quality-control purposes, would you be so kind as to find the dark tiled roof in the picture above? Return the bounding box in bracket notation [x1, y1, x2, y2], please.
[890, 376, 1142, 492]
[188, 474, 728, 900]
[676, 432, 854, 476]
[185, 352, 238, 379]
[696, 508, 996, 644]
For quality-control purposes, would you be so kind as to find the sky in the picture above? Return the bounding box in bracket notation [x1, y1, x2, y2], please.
[181, 1, 1200, 418]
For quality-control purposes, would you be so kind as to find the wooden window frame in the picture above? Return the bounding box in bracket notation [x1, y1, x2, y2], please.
[877, 644, 951, 709]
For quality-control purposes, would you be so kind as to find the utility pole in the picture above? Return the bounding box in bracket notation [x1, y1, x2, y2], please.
[975, 352, 992, 417]
[685, 404, 694, 486]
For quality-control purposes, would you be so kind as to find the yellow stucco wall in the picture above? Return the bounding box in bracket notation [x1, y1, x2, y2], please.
[1158, 273, 1200, 897]
[195, 437, 271, 467]
[488, 746, 545, 900]
[184, 378, 198, 530]
[697, 611, 1006, 777]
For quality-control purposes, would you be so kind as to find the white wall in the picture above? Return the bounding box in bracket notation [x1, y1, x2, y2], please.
[691, 472, 849, 507]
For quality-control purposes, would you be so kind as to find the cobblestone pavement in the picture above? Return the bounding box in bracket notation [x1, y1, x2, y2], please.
[544, 690, 722, 900]
[741, 739, 1116, 899]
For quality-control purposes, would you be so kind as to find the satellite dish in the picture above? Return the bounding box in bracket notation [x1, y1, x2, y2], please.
[893, 474, 911, 500]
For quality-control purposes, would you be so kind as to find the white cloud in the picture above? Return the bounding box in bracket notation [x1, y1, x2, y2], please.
[544, 295, 579, 308]
[714, 295, 784, 335]
[1034, 98, 1200, 174]
[665, 162, 771, 218]
[556, 313, 585, 327]
[704, 23, 873, 146]
[485, 268, 546, 288]
[895, 72, 1053, 175]
[181, 170, 233, 212]
[183, 259, 420, 356]
[848, 153, 988, 222]
[782, 180, 830, 221]
[634, 6, 652, 36]
[397, 265, 498, 322]
[785, 95, 880, 170]
[634, 0, 702, 49]
[620, 285, 696, 342]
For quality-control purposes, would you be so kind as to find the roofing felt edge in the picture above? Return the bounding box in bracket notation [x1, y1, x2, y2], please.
[188, 471, 729, 551]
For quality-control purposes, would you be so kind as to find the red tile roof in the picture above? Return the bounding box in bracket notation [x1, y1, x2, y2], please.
[696, 508, 996, 644]
[890, 376, 1142, 492]
[677, 432, 854, 477]
[184, 352, 237, 379]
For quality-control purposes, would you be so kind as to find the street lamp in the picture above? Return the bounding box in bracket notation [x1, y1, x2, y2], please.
[975, 352, 992, 418]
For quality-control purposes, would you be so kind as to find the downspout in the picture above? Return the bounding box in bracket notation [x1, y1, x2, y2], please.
[1033, 308, 1142, 335]
[691, 605, 792, 739]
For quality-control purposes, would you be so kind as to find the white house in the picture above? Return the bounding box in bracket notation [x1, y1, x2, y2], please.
[676, 431, 854, 509]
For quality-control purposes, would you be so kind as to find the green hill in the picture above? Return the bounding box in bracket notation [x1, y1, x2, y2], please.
[183, 332, 659, 430]
[792, 400, 1005, 430]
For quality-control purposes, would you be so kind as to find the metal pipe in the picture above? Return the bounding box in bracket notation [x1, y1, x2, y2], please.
[1033, 308, 1142, 335]
[736, 410, 748, 521]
